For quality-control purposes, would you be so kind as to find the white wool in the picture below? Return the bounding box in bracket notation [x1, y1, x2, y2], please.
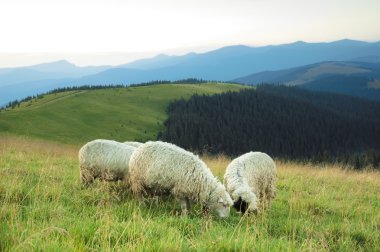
[128, 141, 233, 217]
[124, 141, 143, 148]
[224, 152, 276, 212]
[79, 139, 135, 184]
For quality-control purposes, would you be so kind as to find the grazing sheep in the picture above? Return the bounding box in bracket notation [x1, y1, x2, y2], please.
[224, 152, 276, 214]
[127, 141, 233, 217]
[79, 139, 135, 185]
[124, 141, 143, 148]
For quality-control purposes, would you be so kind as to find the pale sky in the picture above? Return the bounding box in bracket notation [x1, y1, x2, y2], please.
[0, 0, 379, 67]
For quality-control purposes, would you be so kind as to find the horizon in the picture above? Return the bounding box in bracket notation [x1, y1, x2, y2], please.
[1, 0, 380, 68]
[0, 38, 379, 68]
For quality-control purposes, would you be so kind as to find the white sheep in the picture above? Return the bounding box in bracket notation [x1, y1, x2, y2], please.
[224, 152, 276, 214]
[79, 139, 136, 185]
[124, 141, 143, 148]
[127, 141, 233, 217]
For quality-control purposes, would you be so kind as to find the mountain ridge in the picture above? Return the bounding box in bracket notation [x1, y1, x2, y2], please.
[232, 61, 380, 100]
[1, 39, 380, 105]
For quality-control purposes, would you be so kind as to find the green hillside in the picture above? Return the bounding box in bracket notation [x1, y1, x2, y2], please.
[0, 83, 246, 145]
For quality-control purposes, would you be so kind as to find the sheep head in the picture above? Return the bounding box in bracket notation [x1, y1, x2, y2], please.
[231, 187, 258, 214]
[207, 184, 233, 218]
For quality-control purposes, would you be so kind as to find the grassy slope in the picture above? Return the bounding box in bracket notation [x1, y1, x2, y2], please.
[0, 83, 246, 145]
[1, 136, 379, 251]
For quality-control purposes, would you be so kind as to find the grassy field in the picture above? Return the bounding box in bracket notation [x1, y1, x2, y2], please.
[1, 136, 379, 251]
[0, 83, 246, 145]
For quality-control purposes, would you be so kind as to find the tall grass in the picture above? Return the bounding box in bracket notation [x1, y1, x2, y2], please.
[1, 136, 379, 251]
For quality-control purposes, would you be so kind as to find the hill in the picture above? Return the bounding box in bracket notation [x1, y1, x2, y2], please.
[1, 136, 379, 250]
[160, 85, 380, 169]
[0, 61, 110, 107]
[1, 39, 379, 106]
[232, 61, 380, 100]
[0, 83, 246, 145]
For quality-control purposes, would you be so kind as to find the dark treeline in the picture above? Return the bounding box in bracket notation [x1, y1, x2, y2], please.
[1, 78, 209, 110]
[129, 78, 209, 87]
[159, 85, 380, 169]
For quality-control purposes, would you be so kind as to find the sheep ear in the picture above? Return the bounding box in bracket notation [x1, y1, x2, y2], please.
[218, 198, 224, 203]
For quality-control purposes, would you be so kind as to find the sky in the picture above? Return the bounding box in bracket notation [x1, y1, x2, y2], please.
[0, 0, 379, 67]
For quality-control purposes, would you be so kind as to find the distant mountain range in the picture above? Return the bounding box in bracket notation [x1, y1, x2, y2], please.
[1, 39, 380, 106]
[232, 61, 380, 100]
[0, 60, 109, 87]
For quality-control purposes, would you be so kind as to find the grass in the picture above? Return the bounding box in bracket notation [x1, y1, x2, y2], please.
[0, 83, 247, 145]
[1, 136, 379, 251]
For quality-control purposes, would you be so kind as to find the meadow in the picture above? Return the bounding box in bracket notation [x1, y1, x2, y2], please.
[0, 83, 246, 144]
[1, 136, 379, 251]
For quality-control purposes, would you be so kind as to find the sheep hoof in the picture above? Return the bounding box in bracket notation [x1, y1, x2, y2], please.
[138, 199, 147, 208]
[181, 210, 188, 217]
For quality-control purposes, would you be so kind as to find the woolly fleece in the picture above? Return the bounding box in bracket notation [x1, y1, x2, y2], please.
[124, 141, 143, 148]
[224, 151, 276, 213]
[128, 141, 233, 216]
[79, 139, 135, 184]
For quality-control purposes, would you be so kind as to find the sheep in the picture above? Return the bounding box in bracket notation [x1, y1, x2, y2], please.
[124, 141, 143, 148]
[79, 139, 136, 185]
[127, 141, 233, 217]
[224, 151, 276, 214]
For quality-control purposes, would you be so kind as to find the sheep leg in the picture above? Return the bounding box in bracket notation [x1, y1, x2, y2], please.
[270, 183, 277, 198]
[179, 198, 189, 216]
[264, 192, 271, 209]
[265, 183, 276, 209]
[80, 166, 94, 186]
[130, 178, 147, 206]
[186, 198, 192, 211]
[137, 193, 146, 207]
[202, 206, 210, 216]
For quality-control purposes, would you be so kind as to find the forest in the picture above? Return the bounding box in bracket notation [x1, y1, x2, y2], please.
[159, 85, 380, 169]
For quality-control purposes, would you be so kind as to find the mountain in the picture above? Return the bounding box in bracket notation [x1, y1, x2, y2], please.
[73, 66, 205, 85]
[71, 40, 380, 84]
[27, 60, 80, 73]
[122, 39, 380, 79]
[73, 68, 147, 84]
[0, 60, 109, 87]
[0, 68, 61, 87]
[232, 61, 380, 100]
[120, 53, 198, 70]
[28, 60, 111, 76]
[1, 39, 380, 106]
[0, 61, 111, 106]
[0, 77, 74, 107]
